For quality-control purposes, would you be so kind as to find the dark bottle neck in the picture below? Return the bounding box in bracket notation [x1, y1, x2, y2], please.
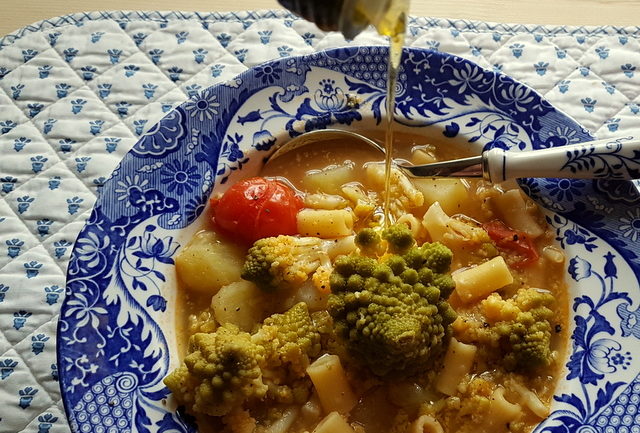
[278, 0, 346, 32]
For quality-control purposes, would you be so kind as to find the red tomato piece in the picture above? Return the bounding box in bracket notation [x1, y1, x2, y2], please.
[210, 177, 303, 245]
[482, 219, 539, 268]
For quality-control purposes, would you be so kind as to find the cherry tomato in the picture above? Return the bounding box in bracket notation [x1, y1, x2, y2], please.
[482, 219, 539, 268]
[210, 177, 303, 245]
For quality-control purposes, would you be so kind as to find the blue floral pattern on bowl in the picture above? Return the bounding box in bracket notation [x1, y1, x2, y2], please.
[58, 46, 640, 433]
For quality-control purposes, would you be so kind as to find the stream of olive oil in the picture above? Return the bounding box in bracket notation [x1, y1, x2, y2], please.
[382, 34, 405, 227]
[375, 5, 407, 227]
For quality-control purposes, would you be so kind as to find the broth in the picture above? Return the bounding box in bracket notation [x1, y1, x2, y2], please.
[170, 130, 568, 433]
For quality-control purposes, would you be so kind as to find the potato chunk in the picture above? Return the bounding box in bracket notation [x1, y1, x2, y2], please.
[212, 280, 273, 332]
[303, 163, 354, 195]
[413, 178, 468, 216]
[175, 230, 246, 295]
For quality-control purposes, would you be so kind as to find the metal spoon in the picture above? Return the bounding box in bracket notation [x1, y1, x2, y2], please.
[266, 129, 386, 162]
[265, 129, 640, 181]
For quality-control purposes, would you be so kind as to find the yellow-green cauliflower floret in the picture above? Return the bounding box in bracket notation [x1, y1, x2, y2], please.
[241, 236, 330, 291]
[241, 234, 358, 292]
[164, 303, 323, 416]
[453, 288, 556, 371]
[328, 225, 457, 377]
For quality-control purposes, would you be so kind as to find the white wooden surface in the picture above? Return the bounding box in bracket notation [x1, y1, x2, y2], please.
[3, 0, 640, 37]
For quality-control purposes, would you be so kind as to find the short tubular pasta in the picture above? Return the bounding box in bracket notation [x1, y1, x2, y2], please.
[265, 407, 300, 433]
[396, 213, 424, 240]
[421, 201, 450, 242]
[453, 256, 514, 303]
[306, 354, 358, 414]
[422, 202, 487, 247]
[511, 381, 549, 418]
[297, 208, 354, 238]
[312, 412, 356, 433]
[481, 387, 521, 432]
[303, 163, 355, 195]
[491, 189, 544, 238]
[435, 338, 477, 396]
[410, 415, 444, 433]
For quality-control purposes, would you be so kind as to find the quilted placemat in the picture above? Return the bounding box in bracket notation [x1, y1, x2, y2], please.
[1, 9, 640, 433]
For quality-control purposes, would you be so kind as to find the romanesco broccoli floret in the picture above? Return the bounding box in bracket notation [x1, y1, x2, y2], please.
[381, 224, 415, 253]
[355, 227, 381, 254]
[164, 303, 324, 416]
[241, 236, 331, 291]
[328, 226, 457, 377]
[253, 302, 323, 377]
[164, 325, 267, 416]
[453, 288, 556, 371]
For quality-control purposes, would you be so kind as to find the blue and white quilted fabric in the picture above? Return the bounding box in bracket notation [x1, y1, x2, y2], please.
[1, 9, 640, 433]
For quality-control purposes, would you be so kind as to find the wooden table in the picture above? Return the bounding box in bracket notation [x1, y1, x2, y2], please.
[3, 0, 640, 37]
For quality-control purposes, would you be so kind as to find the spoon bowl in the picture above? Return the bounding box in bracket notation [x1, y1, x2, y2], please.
[266, 129, 640, 181]
[264, 129, 385, 165]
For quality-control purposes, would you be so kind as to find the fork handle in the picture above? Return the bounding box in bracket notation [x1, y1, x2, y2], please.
[486, 135, 640, 182]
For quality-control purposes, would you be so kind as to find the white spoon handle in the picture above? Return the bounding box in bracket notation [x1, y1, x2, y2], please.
[486, 135, 640, 182]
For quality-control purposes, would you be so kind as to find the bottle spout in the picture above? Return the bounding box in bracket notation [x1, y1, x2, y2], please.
[278, 0, 407, 40]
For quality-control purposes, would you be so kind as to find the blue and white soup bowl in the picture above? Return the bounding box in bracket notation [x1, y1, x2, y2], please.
[58, 46, 640, 433]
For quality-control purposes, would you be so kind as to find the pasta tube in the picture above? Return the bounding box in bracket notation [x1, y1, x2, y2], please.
[453, 256, 514, 303]
[436, 338, 477, 395]
[312, 412, 356, 433]
[306, 354, 358, 414]
[297, 209, 353, 238]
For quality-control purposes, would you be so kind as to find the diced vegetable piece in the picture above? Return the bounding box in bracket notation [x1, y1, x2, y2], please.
[411, 146, 437, 165]
[453, 256, 514, 303]
[293, 280, 330, 311]
[211, 177, 303, 245]
[297, 209, 354, 238]
[422, 201, 450, 242]
[303, 163, 354, 195]
[422, 202, 489, 247]
[211, 280, 274, 332]
[312, 412, 356, 433]
[413, 178, 469, 215]
[307, 354, 358, 414]
[175, 230, 246, 295]
[491, 189, 544, 238]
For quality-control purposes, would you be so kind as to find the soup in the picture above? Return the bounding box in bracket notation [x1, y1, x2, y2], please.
[165, 131, 568, 433]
